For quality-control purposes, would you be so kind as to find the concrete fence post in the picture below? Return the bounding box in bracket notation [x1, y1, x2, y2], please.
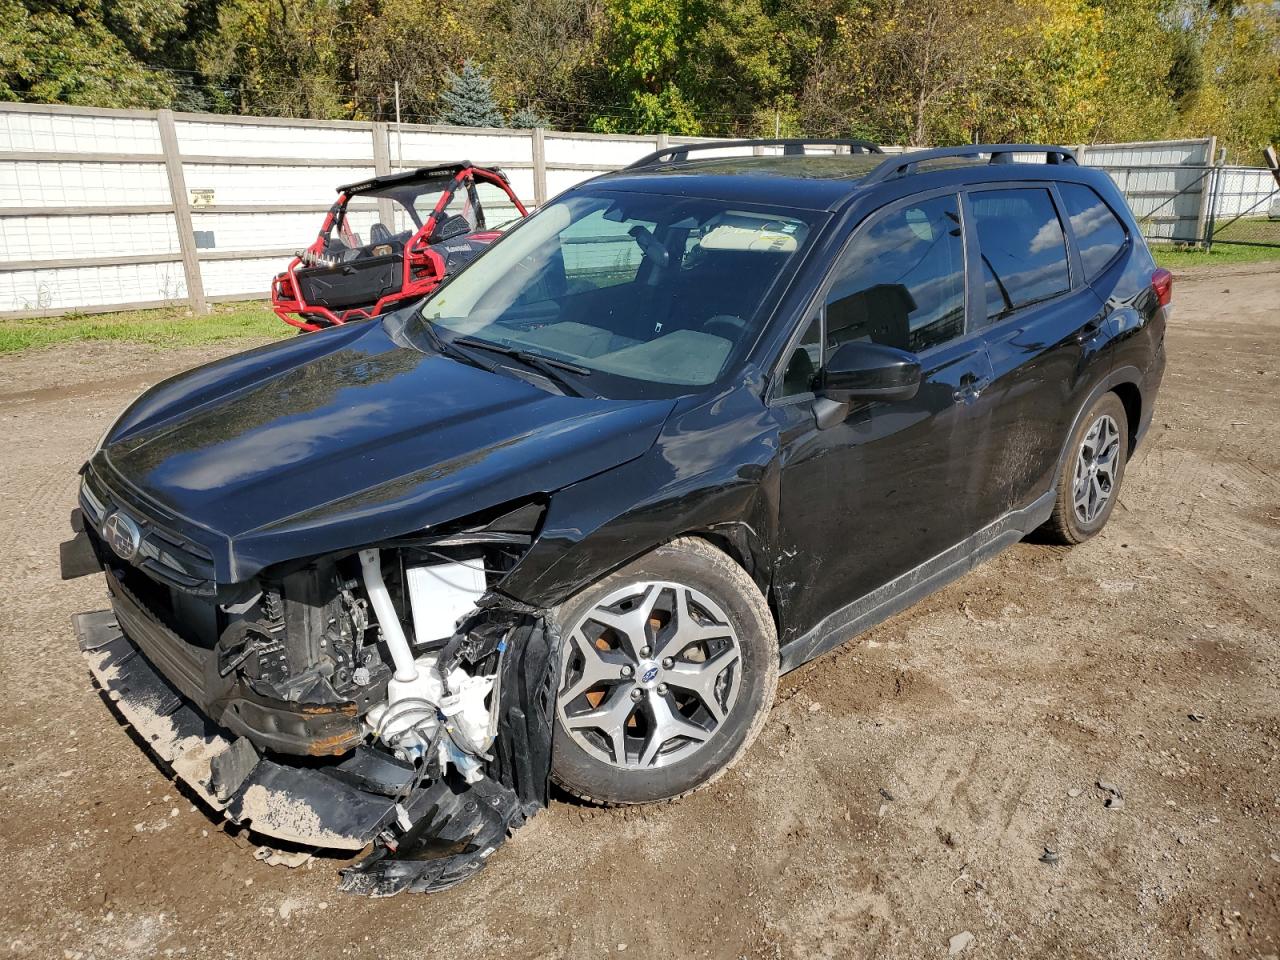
[156, 109, 209, 314]
[532, 127, 548, 207]
[1196, 135, 1218, 249]
[371, 122, 396, 226]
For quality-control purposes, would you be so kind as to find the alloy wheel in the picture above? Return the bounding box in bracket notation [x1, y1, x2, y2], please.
[1072, 413, 1121, 524]
[556, 581, 742, 769]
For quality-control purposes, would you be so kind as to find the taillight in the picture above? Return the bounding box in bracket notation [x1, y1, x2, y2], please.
[1151, 268, 1173, 307]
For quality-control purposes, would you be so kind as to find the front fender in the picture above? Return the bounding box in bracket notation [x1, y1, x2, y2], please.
[498, 385, 781, 609]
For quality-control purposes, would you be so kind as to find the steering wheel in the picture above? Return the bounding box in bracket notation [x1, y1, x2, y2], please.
[369, 222, 393, 245]
[701, 314, 747, 340]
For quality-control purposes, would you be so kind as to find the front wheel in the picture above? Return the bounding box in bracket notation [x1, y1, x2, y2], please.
[550, 538, 778, 805]
[1043, 392, 1129, 544]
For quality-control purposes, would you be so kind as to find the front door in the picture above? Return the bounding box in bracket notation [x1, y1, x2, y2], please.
[771, 191, 994, 651]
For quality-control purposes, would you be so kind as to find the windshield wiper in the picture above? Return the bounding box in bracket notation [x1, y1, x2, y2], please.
[419, 321, 499, 374]
[454, 337, 594, 397]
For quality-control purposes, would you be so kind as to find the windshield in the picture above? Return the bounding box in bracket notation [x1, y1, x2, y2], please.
[415, 190, 818, 396]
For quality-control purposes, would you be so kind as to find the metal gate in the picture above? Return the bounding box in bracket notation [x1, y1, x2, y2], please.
[1205, 162, 1280, 250]
[1093, 163, 1279, 250]
[1082, 140, 1280, 251]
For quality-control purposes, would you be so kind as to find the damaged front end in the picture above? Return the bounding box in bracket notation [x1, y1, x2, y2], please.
[65, 492, 561, 896]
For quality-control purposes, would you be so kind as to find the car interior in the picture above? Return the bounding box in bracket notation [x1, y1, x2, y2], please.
[446, 202, 812, 385]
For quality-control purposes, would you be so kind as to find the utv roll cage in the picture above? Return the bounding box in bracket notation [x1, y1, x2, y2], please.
[336, 162, 510, 196]
[271, 161, 527, 332]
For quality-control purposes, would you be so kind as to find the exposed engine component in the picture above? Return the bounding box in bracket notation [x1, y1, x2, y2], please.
[358, 548, 494, 783]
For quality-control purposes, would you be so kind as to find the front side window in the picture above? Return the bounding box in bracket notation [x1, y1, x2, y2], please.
[416, 191, 818, 395]
[824, 194, 966, 354]
[1058, 182, 1127, 279]
[971, 187, 1071, 320]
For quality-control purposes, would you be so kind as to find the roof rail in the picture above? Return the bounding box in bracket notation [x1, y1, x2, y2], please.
[862, 144, 1077, 184]
[625, 138, 883, 170]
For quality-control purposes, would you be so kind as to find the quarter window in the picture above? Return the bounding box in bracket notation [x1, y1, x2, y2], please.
[1058, 182, 1128, 279]
[824, 194, 966, 354]
[971, 188, 1071, 320]
[778, 316, 822, 397]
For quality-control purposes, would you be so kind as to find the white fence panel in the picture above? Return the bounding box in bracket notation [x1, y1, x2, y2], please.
[544, 134, 655, 167]
[190, 211, 317, 253]
[394, 128, 532, 165]
[1, 213, 178, 261]
[182, 162, 374, 206]
[199, 256, 284, 299]
[0, 159, 169, 207]
[0, 110, 162, 154]
[176, 118, 372, 160]
[1, 261, 186, 314]
[1212, 167, 1278, 218]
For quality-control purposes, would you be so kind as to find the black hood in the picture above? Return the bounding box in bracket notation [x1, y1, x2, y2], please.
[92, 318, 674, 582]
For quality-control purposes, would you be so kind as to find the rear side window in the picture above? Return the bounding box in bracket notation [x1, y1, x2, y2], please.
[971, 188, 1070, 320]
[824, 194, 966, 354]
[1058, 182, 1128, 279]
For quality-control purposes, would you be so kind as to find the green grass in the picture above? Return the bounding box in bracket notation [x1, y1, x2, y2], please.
[1152, 241, 1280, 270]
[0, 301, 290, 354]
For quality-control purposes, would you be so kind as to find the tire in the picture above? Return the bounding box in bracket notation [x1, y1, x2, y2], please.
[550, 537, 778, 805]
[1043, 391, 1129, 544]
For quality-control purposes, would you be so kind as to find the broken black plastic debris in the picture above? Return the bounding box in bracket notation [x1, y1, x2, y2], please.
[338, 775, 524, 896]
[338, 612, 561, 896]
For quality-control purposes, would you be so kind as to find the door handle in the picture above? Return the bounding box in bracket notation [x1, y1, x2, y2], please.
[1075, 316, 1104, 342]
[953, 373, 990, 404]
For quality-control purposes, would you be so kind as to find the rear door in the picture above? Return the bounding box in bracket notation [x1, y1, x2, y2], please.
[965, 184, 1111, 522]
[771, 190, 995, 646]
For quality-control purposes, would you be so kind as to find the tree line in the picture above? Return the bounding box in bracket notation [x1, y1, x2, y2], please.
[2, 0, 1277, 161]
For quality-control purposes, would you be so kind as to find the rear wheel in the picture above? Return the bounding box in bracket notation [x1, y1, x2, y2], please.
[550, 538, 777, 805]
[1044, 392, 1129, 544]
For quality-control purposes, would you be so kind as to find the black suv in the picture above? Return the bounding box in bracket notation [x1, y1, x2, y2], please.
[62, 140, 1168, 892]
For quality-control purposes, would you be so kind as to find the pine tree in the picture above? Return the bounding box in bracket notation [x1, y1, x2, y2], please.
[435, 60, 505, 127]
[510, 106, 548, 129]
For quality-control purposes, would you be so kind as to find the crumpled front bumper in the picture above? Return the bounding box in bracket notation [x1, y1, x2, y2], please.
[76, 609, 397, 851]
[75, 603, 559, 894]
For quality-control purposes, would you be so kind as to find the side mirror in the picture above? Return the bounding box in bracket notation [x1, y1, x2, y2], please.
[820, 340, 922, 404]
[430, 214, 473, 244]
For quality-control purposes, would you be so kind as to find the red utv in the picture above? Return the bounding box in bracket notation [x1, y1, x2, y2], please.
[271, 163, 528, 332]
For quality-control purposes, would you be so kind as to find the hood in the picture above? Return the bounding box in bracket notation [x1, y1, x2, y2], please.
[93, 318, 674, 582]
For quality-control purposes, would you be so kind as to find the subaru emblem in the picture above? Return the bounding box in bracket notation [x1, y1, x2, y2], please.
[102, 511, 142, 562]
[641, 666, 659, 684]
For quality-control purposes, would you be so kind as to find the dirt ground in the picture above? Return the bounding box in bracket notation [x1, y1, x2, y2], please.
[1, 266, 1277, 960]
